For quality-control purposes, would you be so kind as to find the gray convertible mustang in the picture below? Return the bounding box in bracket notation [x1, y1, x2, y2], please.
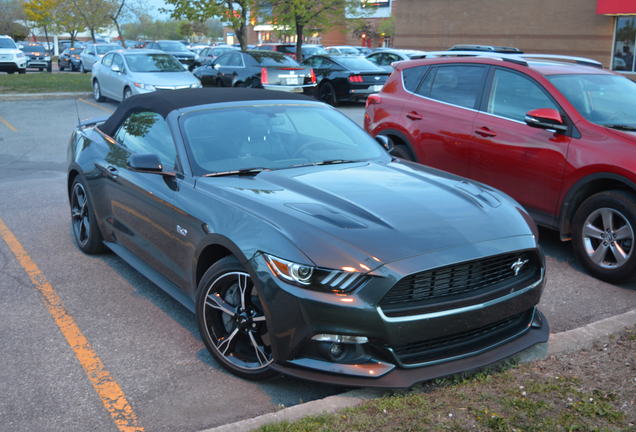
[67, 88, 548, 387]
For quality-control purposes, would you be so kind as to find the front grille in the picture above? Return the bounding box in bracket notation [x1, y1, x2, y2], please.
[380, 251, 540, 317]
[392, 309, 534, 365]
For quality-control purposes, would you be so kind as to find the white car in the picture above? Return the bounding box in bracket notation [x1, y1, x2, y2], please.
[91, 49, 201, 102]
[0, 35, 27, 74]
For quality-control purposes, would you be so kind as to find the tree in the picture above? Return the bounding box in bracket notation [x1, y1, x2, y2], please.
[54, 0, 86, 45]
[69, 0, 112, 42]
[0, 0, 28, 39]
[163, 0, 253, 50]
[267, 0, 365, 61]
[24, 0, 58, 47]
[108, 0, 127, 46]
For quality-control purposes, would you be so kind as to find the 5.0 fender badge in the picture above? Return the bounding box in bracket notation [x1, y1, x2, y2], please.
[176, 225, 188, 236]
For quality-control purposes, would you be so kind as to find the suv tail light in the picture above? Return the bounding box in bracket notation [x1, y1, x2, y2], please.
[348, 75, 364, 83]
[260, 67, 269, 85]
[310, 68, 316, 84]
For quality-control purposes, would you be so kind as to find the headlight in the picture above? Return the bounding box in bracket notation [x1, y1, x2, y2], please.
[191, 82, 202, 88]
[263, 254, 368, 293]
[16, 52, 25, 58]
[45, 56, 51, 61]
[133, 82, 155, 91]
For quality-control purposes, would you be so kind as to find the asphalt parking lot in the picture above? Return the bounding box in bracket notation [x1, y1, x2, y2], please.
[0, 97, 634, 432]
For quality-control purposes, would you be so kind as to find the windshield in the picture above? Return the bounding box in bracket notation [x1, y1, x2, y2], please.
[158, 41, 187, 52]
[22, 45, 45, 53]
[335, 57, 381, 70]
[303, 46, 327, 56]
[0, 39, 16, 49]
[548, 74, 636, 128]
[125, 54, 184, 72]
[248, 52, 299, 66]
[182, 105, 386, 175]
[338, 47, 360, 55]
[96, 45, 118, 55]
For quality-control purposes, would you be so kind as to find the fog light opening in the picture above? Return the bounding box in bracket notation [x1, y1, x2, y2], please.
[329, 343, 344, 358]
[311, 334, 369, 344]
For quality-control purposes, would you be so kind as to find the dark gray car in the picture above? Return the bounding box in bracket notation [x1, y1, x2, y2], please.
[67, 88, 548, 387]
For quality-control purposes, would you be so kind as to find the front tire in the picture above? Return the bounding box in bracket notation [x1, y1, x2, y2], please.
[196, 256, 275, 380]
[80, 62, 86, 73]
[93, 80, 104, 102]
[572, 190, 636, 282]
[59, 64, 65, 71]
[70, 177, 107, 254]
[123, 87, 132, 100]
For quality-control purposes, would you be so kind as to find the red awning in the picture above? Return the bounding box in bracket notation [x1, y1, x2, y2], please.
[597, 0, 636, 15]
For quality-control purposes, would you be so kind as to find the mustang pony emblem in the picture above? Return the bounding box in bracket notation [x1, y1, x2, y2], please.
[511, 258, 529, 276]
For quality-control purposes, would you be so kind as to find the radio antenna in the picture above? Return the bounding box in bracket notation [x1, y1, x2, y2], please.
[74, 98, 81, 126]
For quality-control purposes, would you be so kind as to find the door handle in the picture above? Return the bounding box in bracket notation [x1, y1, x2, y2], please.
[475, 127, 497, 138]
[106, 165, 119, 178]
[406, 111, 424, 121]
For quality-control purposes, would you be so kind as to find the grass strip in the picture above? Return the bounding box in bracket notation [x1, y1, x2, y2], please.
[259, 327, 635, 432]
[0, 73, 91, 93]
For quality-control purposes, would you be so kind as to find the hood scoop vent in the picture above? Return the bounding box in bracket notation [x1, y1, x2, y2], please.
[285, 203, 367, 229]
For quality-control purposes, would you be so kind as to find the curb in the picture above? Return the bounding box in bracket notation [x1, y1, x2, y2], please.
[0, 92, 92, 101]
[201, 309, 636, 432]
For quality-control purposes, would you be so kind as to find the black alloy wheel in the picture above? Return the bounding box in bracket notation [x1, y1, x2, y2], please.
[317, 81, 338, 106]
[572, 190, 636, 282]
[70, 178, 106, 254]
[196, 256, 275, 380]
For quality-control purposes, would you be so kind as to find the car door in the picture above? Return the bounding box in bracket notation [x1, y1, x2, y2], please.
[109, 54, 127, 100]
[107, 111, 195, 290]
[469, 67, 571, 217]
[97, 53, 116, 98]
[401, 64, 488, 177]
[217, 52, 244, 86]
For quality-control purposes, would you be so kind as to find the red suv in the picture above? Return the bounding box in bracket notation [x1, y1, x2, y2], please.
[365, 53, 636, 282]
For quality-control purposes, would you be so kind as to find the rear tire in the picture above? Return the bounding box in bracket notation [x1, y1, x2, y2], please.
[70, 177, 107, 254]
[572, 190, 636, 283]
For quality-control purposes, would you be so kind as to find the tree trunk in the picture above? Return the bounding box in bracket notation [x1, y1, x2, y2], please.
[43, 25, 50, 51]
[90, 27, 96, 43]
[70, 31, 77, 47]
[295, 22, 303, 62]
[112, 17, 125, 46]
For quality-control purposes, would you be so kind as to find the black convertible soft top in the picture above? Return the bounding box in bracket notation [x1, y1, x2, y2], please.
[98, 88, 313, 137]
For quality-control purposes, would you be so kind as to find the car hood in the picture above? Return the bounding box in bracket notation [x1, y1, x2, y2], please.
[128, 71, 199, 86]
[167, 51, 195, 57]
[195, 160, 534, 269]
[0, 49, 22, 55]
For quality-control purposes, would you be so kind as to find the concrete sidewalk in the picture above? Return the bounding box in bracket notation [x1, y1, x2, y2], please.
[0, 92, 91, 101]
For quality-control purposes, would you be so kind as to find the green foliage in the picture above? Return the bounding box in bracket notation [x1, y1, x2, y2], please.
[122, 17, 188, 41]
[163, 0, 253, 49]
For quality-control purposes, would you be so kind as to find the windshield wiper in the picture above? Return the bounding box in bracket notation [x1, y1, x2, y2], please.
[603, 124, 636, 131]
[291, 159, 359, 169]
[203, 167, 269, 177]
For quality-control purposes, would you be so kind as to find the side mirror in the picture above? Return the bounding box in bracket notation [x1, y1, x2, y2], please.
[128, 153, 164, 173]
[111, 64, 121, 73]
[375, 135, 394, 153]
[525, 108, 568, 133]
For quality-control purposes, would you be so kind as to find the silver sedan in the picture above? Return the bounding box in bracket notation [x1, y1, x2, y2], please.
[91, 49, 202, 102]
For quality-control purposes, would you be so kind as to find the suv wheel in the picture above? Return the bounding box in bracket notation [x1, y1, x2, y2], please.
[572, 190, 636, 282]
[391, 144, 415, 160]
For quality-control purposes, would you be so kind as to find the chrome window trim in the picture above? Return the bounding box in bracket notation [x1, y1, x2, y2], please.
[377, 268, 544, 322]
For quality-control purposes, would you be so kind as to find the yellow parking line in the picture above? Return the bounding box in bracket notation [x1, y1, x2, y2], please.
[0, 115, 17, 132]
[0, 218, 144, 432]
[78, 98, 113, 113]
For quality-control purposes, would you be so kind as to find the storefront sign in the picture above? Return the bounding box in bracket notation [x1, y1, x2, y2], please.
[597, 0, 636, 15]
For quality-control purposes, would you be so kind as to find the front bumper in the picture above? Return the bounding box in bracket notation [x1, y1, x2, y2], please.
[27, 59, 50, 68]
[252, 235, 548, 388]
[0, 60, 27, 71]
